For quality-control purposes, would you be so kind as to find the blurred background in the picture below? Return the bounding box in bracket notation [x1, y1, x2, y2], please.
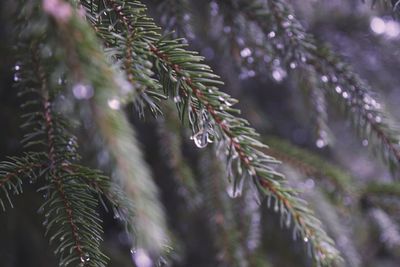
[1, 0, 400, 266]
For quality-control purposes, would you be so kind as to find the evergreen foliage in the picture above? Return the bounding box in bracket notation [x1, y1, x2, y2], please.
[1, 0, 400, 266]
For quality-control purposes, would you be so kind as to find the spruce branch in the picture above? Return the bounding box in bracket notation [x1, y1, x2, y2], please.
[81, 0, 166, 117]
[61, 163, 136, 236]
[42, 1, 170, 262]
[29, 41, 107, 266]
[149, 39, 341, 265]
[217, 0, 400, 175]
[80, 0, 342, 264]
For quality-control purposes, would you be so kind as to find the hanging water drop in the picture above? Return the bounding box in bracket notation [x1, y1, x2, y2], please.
[13, 73, 21, 82]
[248, 167, 256, 176]
[268, 31, 276, 38]
[362, 139, 369, 147]
[303, 237, 309, 243]
[173, 96, 181, 103]
[272, 67, 286, 82]
[29, 176, 37, 184]
[286, 214, 291, 228]
[240, 47, 252, 58]
[316, 138, 326, 148]
[342, 91, 349, 99]
[274, 200, 279, 212]
[131, 248, 153, 267]
[80, 253, 90, 264]
[43, 190, 49, 200]
[282, 21, 291, 28]
[37, 206, 44, 214]
[108, 98, 121, 110]
[223, 26, 231, 33]
[14, 65, 20, 71]
[321, 75, 329, 83]
[113, 212, 121, 220]
[191, 130, 208, 148]
[226, 182, 243, 198]
[73, 83, 94, 100]
[335, 86, 342, 94]
[289, 62, 297, 69]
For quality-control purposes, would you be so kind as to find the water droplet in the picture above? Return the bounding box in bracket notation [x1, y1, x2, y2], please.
[131, 248, 153, 267]
[286, 214, 291, 228]
[303, 237, 309, 243]
[13, 73, 21, 82]
[223, 26, 231, 33]
[73, 83, 94, 100]
[375, 116, 382, 123]
[272, 68, 286, 82]
[248, 167, 256, 176]
[108, 98, 121, 110]
[276, 43, 284, 50]
[240, 47, 252, 58]
[304, 179, 315, 190]
[191, 130, 208, 148]
[29, 176, 37, 184]
[224, 99, 236, 107]
[282, 21, 291, 28]
[226, 184, 240, 198]
[80, 253, 90, 263]
[289, 62, 297, 69]
[227, 177, 245, 198]
[370, 17, 386, 35]
[14, 65, 20, 71]
[342, 91, 349, 99]
[173, 96, 181, 103]
[274, 200, 279, 212]
[316, 138, 327, 148]
[268, 31, 276, 38]
[335, 86, 342, 94]
[385, 21, 400, 38]
[37, 206, 44, 214]
[321, 75, 329, 83]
